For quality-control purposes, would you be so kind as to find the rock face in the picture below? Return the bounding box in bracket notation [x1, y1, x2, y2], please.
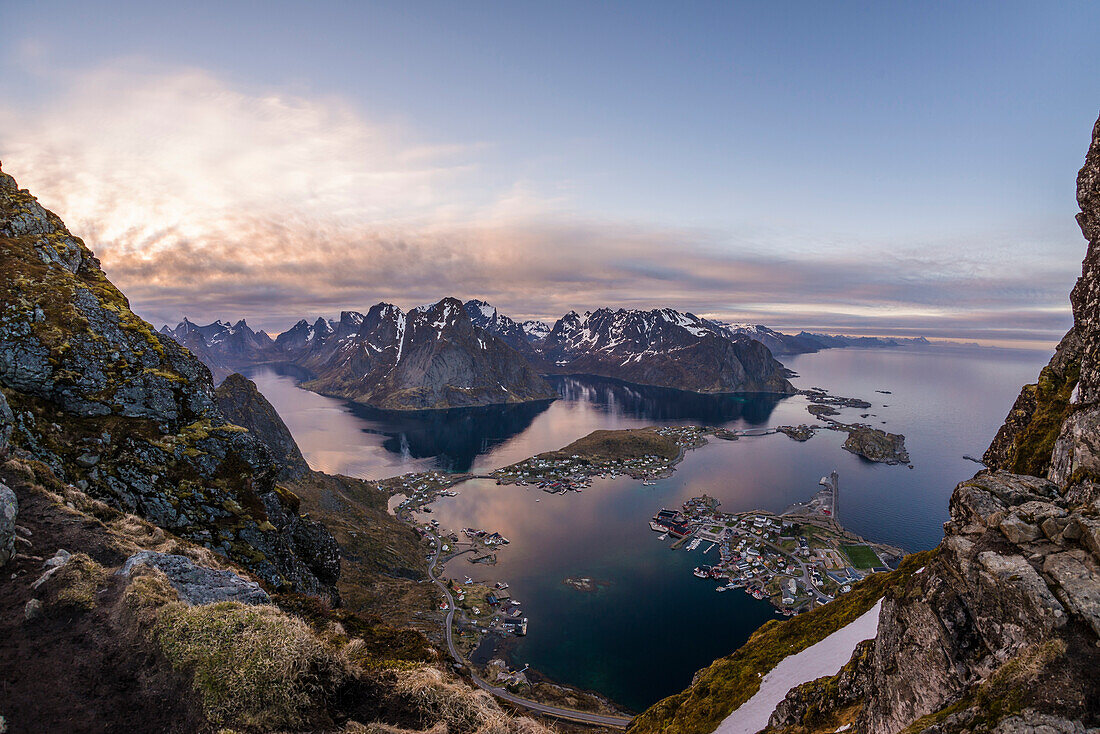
[215, 373, 309, 479]
[539, 307, 796, 394]
[0, 481, 15, 567]
[0, 163, 339, 600]
[117, 550, 271, 605]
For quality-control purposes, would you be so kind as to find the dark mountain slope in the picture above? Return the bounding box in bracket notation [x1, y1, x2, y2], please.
[540, 307, 795, 393]
[215, 373, 310, 479]
[301, 298, 558, 410]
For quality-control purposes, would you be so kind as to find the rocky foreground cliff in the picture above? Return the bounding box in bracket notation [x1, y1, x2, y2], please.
[0, 162, 554, 733]
[630, 115, 1100, 734]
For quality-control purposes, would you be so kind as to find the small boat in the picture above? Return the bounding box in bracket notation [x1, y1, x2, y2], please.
[716, 585, 730, 592]
[693, 566, 712, 578]
[658, 533, 668, 541]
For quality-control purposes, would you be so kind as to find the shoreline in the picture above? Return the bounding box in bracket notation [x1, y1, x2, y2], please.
[383, 389, 909, 715]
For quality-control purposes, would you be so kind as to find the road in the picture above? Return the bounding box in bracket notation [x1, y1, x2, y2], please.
[425, 533, 634, 729]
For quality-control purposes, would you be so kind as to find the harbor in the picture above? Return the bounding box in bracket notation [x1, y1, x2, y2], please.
[648, 472, 904, 615]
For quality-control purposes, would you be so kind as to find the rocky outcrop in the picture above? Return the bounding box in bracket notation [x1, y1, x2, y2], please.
[215, 373, 310, 479]
[0, 389, 12, 456]
[0, 162, 339, 600]
[842, 426, 910, 465]
[117, 550, 271, 605]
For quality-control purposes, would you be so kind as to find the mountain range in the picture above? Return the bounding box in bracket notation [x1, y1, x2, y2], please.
[161, 300, 800, 408]
[161, 300, 928, 410]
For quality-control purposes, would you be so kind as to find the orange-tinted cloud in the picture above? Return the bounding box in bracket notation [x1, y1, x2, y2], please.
[0, 63, 1077, 348]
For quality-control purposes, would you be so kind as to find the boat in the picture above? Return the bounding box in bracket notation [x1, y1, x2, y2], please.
[686, 538, 702, 551]
[716, 585, 730, 592]
[649, 521, 670, 532]
[658, 533, 668, 541]
[693, 566, 712, 578]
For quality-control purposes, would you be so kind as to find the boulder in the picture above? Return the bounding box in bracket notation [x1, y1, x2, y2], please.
[0, 481, 15, 567]
[999, 514, 1042, 544]
[117, 551, 270, 605]
[1042, 551, 1100, 637]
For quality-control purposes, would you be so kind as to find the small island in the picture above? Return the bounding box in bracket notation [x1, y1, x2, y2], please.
[563, 576, 612, 592]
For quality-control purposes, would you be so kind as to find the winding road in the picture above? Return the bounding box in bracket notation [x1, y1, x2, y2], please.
[426, 533, 633, 729]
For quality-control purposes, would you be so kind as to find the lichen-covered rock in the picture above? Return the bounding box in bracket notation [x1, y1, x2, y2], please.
[0, 163, 339, 601]
[0, 481, 16, 567]
[117, 551, 270, 605]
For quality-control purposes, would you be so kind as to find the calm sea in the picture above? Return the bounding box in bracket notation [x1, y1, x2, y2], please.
[245, 346, 1047, 711]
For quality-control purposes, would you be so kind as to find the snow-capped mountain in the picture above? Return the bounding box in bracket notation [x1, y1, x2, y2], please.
[163, 299, 556, 410]
[540, 307, 795, 393]
[521, 320, 551, 342]
[164, 298, 927, 406]
[160, 318, 275, 382]
[462, 299, 536, 355]
[708, 321, 820, 355]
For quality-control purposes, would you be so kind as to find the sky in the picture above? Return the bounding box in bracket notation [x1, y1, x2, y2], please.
[2, 1, 1099, 348]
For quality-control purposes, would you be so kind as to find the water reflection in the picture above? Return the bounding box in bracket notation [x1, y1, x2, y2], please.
[551, 375, 785, 424]
[345, 400, 554, 472]
[243, 368, 793, 477]
[244, 347, 1051, 711]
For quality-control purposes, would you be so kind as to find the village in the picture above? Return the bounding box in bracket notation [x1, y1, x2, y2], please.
[491, 425, 713, 490]
[649, 475, 904, 615]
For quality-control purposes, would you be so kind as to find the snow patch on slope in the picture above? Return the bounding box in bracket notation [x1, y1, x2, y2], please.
[713, 599, 883, 734]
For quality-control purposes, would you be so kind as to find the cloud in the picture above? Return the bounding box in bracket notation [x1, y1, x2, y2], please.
[0, 62, 1079, 348]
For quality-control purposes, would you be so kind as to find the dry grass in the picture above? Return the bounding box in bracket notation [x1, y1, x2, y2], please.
[47, 553, 108, 611]
[154, 601, 343, 730]
[392, 667, 555, 734]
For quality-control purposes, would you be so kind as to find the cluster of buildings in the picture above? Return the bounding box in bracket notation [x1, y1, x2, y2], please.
[386, 471, 461, 516]
[651, 494, 895, 615]
[493, 451, 677, 487]
[451, 577, 528, 636]
[654, 425, 709, 449]
[463, 527, 510, 546]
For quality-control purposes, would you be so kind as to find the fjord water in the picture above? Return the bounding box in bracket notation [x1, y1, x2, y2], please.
[246, 346, 1047, 711]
